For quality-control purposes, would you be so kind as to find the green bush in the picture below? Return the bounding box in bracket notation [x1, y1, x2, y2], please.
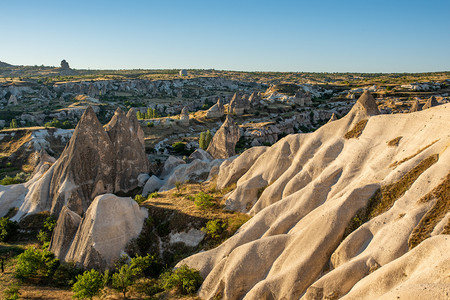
[202, 220, 226, 239]
[0, 172, 31, 186]
[130, 254, 160, 277]
[3, 281, 20, 300]
[0, 217, 18, 242]
[148, 192, 159, 199]
[37, 215, 57, 245]
[134, 194, 146, 205]
[44, 118, 73, 129]
[9, 119, 18, 129]
[172, 141, 186, 154]
[199, 130, 212, 150]
[194, 192, 215, 209]
[15, 247, 59, 282]
[72, 269, 103, 300]
[160, 265, 203, 295]
[112, 264, 137, 299]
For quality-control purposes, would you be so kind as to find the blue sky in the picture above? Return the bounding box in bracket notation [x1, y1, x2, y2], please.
[2, 0, 449, 72]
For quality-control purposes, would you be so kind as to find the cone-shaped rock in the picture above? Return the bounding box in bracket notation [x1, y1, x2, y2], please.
[49, 106, 114, 216]
[350, 91, 380, 116]
[326, 113, 338, 124]
[422, 96, 439, 110]
[49, 206, 82, 260]
[179, 107, 190, 126]
[249, 92, 261, 106]
[409, 100, 422, 113]
[105, 107, 149, 193]
[206, 98, 225, 119]
[229, 92, 247, 115]
[126, 108, 145, 147]
[64, 194, 148, 269]
[206, 115, 240, 159]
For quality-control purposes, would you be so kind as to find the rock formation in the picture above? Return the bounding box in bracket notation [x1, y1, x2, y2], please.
[229, 92, 248, 115]
[422, 96, 439, 110]
[326, 113, 338, 123]
[294, 89, 312, 106]
[15, 106, 148, 219]
[206, 115, 240, 159]
[62, 194, 147, 269]
[350, 90, 380, 116]
[7, 95, 18, 106]
[409, 99, 422, 112]
[248, 92, 261, 106]
[179, 107, 190, 126]
[60, 59, 70, 69]
[178, 96, 450, 299]
[206, 98, 225, 119]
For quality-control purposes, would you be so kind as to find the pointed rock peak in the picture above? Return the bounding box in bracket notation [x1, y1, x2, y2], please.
[75, 106, 103, 132]
[231, 92, 241, 102]
[126, 107, 136, 118]
[355, 91, 380, 115]
[217, 97, 223, 105]
[114, 106, 124, 116]
[224, 114, 234, 126]
[328, 113, 338, 123]
[422, 96, 439, 110]
[181, 107, 189, 114]
[410, 100, 422, 113]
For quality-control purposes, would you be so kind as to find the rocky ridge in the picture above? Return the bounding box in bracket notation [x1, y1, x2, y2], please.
[178, 93, 450, 299]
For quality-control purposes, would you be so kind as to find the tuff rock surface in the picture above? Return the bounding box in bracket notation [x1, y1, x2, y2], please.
[178, 92, 450, 300]
[206, 115, 241, 159]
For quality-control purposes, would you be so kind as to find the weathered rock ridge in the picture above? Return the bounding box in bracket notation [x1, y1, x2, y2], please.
[179, 93, 450, 300]
[14, 106, 148, 219]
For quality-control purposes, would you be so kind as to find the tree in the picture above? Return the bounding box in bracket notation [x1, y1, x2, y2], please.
[199, 132, 206, 150]
[199, 130, 213, 150]
[9, 119, 18, 129]
[112, 264, 137, 299]
[72, 269, 103, 300]
[205, 130, 212, 148]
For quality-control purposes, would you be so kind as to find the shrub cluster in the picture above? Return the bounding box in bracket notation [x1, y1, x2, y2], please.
[194, 192, 215, 209]
[0, 217, 18, 242]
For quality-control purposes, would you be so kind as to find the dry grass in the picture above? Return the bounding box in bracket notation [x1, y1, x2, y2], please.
[389, 139, 439, 168]
[408, 171, 450, 249]
[387, 136, 402, 147]
[344, 154, 439, 238]
[344, 119, 368, 139]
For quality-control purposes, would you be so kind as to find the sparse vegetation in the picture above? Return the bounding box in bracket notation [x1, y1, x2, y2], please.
[199, 130, 213, 150]
[0, 217, 18, 242]
[408, 171, 450, 249]
[387, 136, 402, 147]
[345, 154, 439, 238]
[71, 269, 103, 300]
[344, 119, 368, 139]
[160, 265, 203, 295]
[194, 191, 215, 209]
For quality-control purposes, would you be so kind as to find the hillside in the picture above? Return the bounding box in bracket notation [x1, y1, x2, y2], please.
[178, 93, 450, 299]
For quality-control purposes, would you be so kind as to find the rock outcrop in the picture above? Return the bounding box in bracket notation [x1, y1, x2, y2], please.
[206, 115, 240, 159]
[60, 59, 70, 69]
[248, 92, 261, 107]
[229, 92, 248, 115]
[179, 107, 190, 126]
[15, 106, 148, 219]
[409, 100, 422, 112]
[63, 194, 147, 269]
[326, 112, 338, 123]
[206, 98, 225, 119]
[178, 97, 450, 299]
[294, 89, 312, 106]
[7, 95, 18, 106]
[422, 96, 439, 110]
